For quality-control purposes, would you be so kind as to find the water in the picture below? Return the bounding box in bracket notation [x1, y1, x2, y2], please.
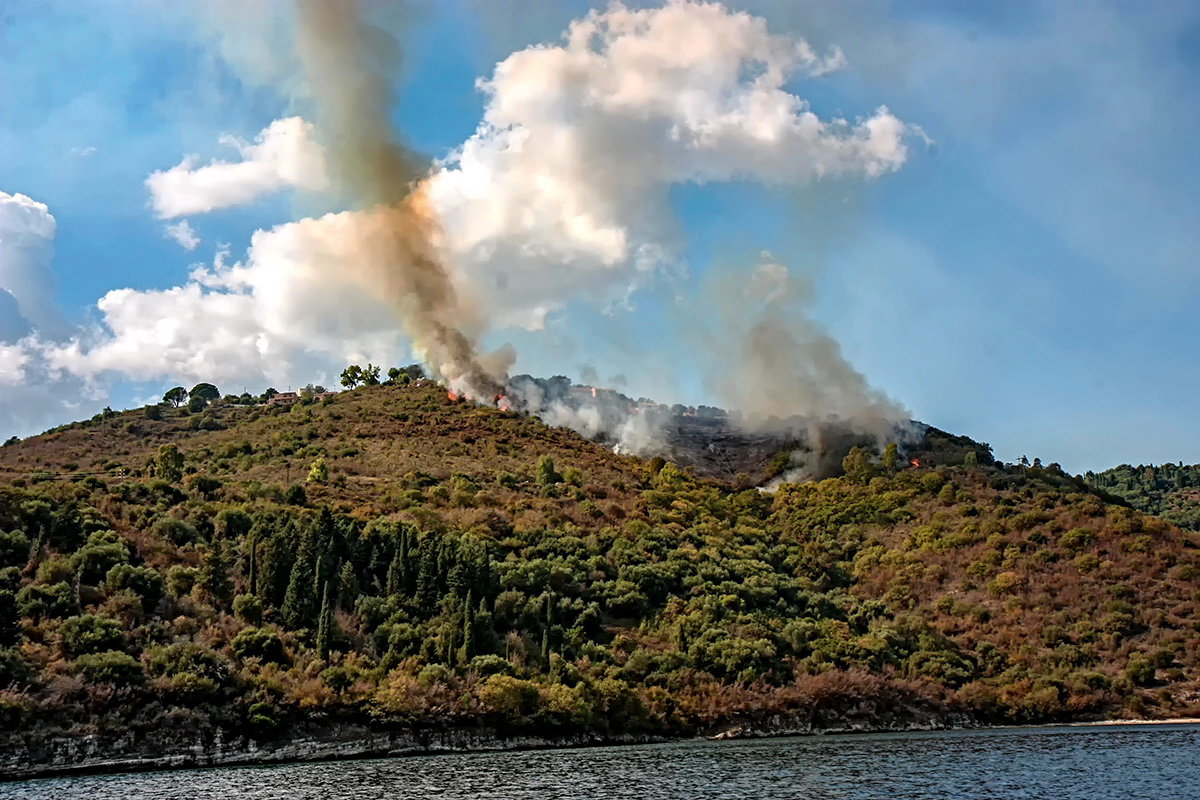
[4, 724, 1199, 800]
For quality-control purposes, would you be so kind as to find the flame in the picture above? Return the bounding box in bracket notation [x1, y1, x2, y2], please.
[495, 394, 512, 412]
[448, 390, 460, 402]
[910, 458, 921, 467]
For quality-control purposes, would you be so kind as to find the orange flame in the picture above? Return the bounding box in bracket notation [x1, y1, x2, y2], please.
[910, 458, 921, 467]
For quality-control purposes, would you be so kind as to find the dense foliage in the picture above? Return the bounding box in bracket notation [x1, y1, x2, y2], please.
[1085, 462, 1200, 530]
[0, 383, 1198, 750]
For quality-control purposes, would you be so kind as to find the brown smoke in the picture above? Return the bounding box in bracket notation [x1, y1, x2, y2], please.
[292, 0, 506, 396]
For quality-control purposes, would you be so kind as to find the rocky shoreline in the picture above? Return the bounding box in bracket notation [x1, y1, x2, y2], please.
[0, 706, 974, 782]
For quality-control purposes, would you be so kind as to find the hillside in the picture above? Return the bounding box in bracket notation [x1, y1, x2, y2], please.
[1085, 462, 1200, 531]
[1, 382, 1199, 774]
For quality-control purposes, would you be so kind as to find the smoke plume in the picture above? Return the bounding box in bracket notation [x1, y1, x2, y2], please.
[291, 0, 507, 397]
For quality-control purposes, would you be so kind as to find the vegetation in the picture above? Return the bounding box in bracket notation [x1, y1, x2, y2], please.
[0, 381, 1197, 754]
[1085, 462, 1200, 530]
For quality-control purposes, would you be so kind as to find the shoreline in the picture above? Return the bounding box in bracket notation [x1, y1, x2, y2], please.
[5, 714, 1199, 783]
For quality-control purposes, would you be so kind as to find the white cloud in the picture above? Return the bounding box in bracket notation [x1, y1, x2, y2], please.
[164, 220, 200, 250]
[0, 341, 30, 385]
[0, 191, 66, 339]
[47, 211, 411, 389]
[145, 116, 328, 218]
[426, 0, 915, 329]
[4, 2, 918, 438]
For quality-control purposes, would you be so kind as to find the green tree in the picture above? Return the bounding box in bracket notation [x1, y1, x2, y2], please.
[308, 457, 329, 484]
[340, 365, 363, 389]
[841, 446, 875, 484]
[163, 386, 187, 407]
[156, 444, 184, 483]
[189, 383, 220, 404]
[882, 442, 900, 472]
[362, 364, 382, 385]
[198, 542, 233, 607]
[143, 404, 163, 420]
[281, 532, 318, 629]
[536, 456, 561, 487]
[316, 584, 335, 661]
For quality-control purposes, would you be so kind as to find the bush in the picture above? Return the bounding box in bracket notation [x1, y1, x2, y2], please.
[105, 564, 165, 611]
[0, 530, 29, 569]
[154, 517, 199, 546]
[60, 614, 127, 657]
[16, 582, 77, 619]
[71, 537, 131, 585]
[145, 642, 233, 699]
[0, 648, 30, 687]
[73, 651, 143, 686]
[35, 556, 74, 585]
[166, 565, 199, 598]
[231, 627, 288, 664]
[233, 594, 264, 626]
[1126, 655, 1156, 687]
[476, 674, 540, 722]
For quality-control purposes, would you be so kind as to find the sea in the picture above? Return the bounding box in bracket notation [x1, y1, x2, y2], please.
[3, 723, 1198, 800]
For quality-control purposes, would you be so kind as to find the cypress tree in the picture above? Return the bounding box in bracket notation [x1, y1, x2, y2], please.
[281, 529, 318, 629]
[316, 582, 334, 661]
[247, 535, 258, 597]
[541, 592, 553, 666]
[458, 590, 475, 664]
[386, 547, 402, 597]
[198, 541, 233, 607]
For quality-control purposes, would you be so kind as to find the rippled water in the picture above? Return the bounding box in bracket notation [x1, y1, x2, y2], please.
[4, 723, 1199, 800]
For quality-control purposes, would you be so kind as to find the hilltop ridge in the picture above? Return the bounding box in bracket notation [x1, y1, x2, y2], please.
[0, 381, 1198, 777]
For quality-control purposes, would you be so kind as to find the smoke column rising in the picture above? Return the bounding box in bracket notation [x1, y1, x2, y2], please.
[292, 0, 507, 397]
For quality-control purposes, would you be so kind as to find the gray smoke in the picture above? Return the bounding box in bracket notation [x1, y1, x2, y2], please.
[291, 0, 508, 398]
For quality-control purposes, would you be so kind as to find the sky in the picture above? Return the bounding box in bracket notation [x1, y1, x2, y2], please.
[1, 0, 1199, 474]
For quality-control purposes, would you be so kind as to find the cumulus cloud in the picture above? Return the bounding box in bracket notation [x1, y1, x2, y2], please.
[0, 191, 65, 338]
[47, 212, 412, 389]
[427, 0, 915, 328]
[5, 2, 917, 441]
[164, 220, 200, 250]
[146, 116, 328, 218]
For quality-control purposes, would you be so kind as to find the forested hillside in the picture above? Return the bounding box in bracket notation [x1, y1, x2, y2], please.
[0, 382, 1198, 767]
[1085, 463, 1200, 531]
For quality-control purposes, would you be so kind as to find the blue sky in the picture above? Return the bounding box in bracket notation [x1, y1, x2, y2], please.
[1, 0, 1199, 473]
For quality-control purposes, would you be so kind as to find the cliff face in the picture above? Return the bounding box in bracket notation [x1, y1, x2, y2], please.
[0, 703, 971, 781]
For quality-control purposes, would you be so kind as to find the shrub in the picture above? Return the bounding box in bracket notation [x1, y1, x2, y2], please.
[1126, 655, 1156, 687]
[233, 594, 264, 626]
[231, 627, 288, 664]
[476, 674, 540, 722]
[60, 614, 127, 658]
[0, 648, 30, 687]
[73, 651, 143, 686]
[105, 564, 165, 611]
[71, 538, 130, 585]
[166, 565, 199, 598]
[16, 582, 77, 619]
[0, 530, 29, 569]
[35, 556, 74, 585]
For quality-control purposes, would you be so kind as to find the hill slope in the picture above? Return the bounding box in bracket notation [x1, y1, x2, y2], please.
[1085, 462, 1200, 530]
[0, 383, 1198, 774]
